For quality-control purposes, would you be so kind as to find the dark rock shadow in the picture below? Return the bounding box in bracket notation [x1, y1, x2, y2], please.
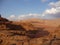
[6, 24, 25, 30]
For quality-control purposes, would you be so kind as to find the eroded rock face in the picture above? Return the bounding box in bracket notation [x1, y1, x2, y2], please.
[0, 15, 9, 23]
[0, 15, 12, 30]
[0, 15, 25, 30]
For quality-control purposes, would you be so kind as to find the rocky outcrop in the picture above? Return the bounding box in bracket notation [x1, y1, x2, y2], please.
[0, 15, 25, 30]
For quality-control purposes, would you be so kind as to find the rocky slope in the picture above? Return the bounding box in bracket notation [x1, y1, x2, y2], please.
[0, 18, 60, 45]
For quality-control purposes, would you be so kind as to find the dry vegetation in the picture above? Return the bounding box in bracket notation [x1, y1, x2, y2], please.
[0, 16, 60, 45]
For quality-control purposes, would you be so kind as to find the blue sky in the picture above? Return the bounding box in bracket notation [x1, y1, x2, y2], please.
[0, 0, 60, 20]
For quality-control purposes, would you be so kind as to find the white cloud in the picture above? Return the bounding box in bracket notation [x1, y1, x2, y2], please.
[29, 13, 33, 16]
[42, 14, 45, 17]
[8, 15, 16, 21]
[19, 15, 25, 18]
[28, 13, 38, 17]
[8, 13, 42, 21]
[44, 8, 57, 14]
[42, 0, 60, 18]
[17, 15, 26, 20]
[49, 1, 60, 8]
[9, 15, 15, 18]
[17, 13, 40, 20]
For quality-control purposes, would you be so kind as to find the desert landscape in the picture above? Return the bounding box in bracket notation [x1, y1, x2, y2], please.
[0, 15, 60, 45]
[0, 0, 60, 45]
